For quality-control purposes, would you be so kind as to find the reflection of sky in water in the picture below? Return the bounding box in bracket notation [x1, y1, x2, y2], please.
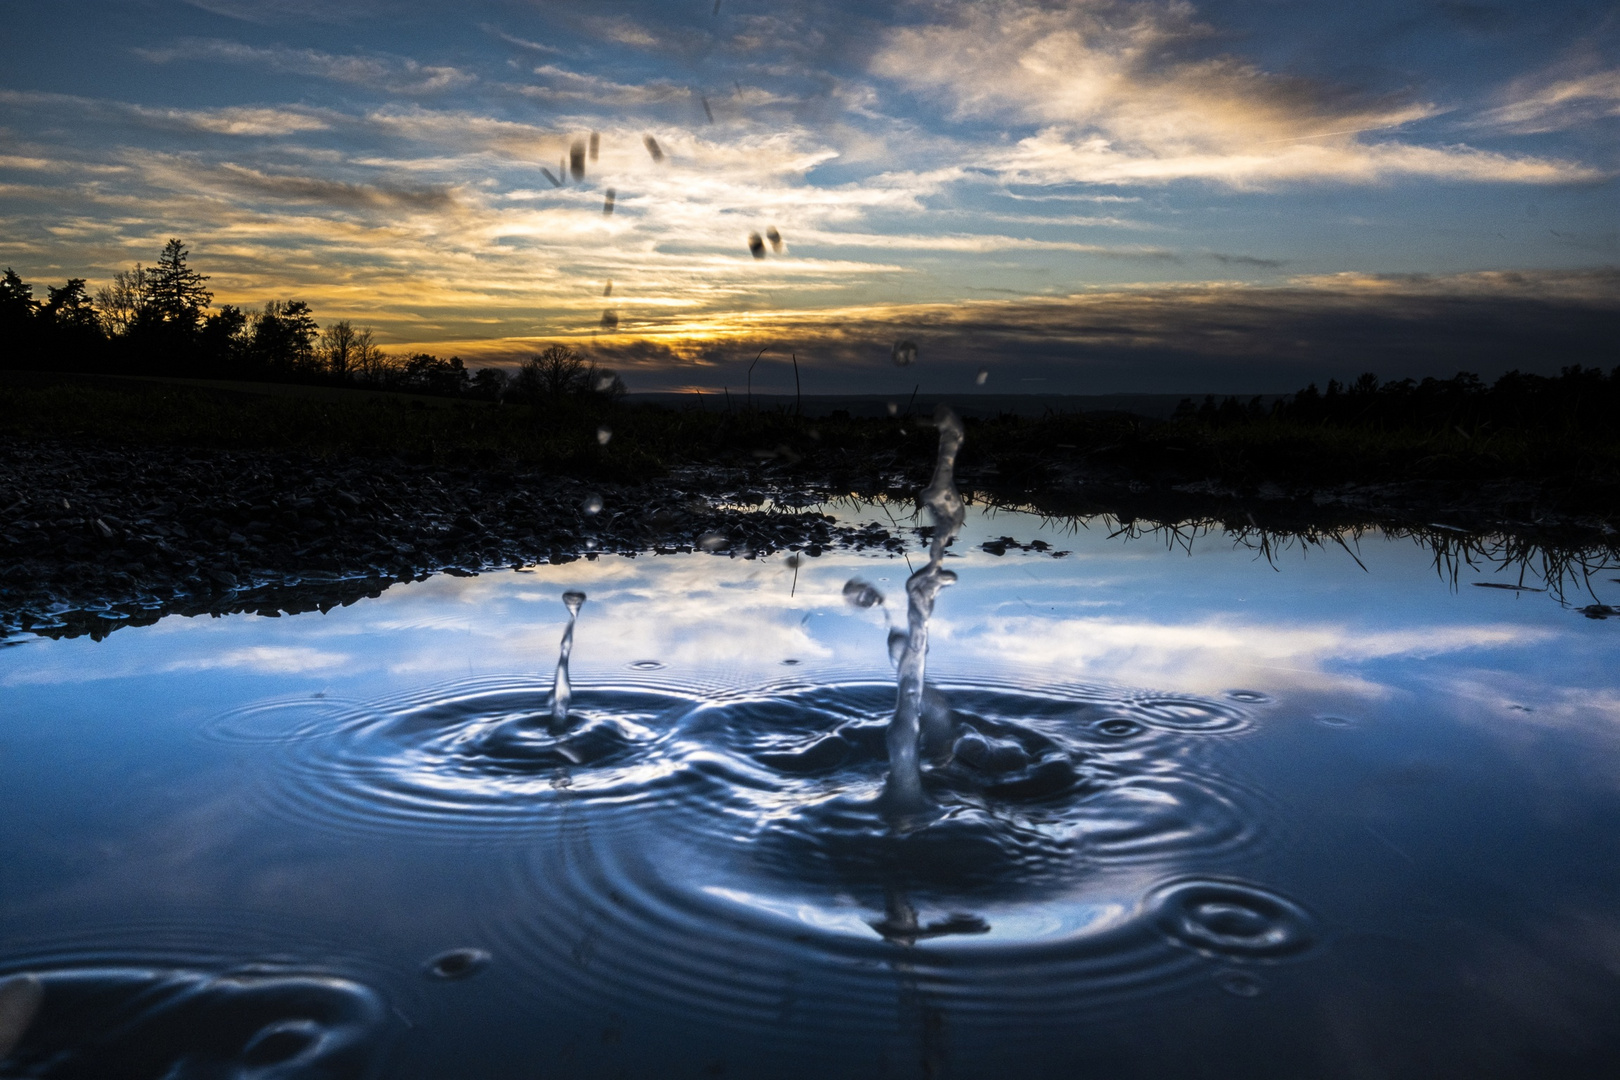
[5, 505, 1612, 721]
[4, 504, 1620, 1076]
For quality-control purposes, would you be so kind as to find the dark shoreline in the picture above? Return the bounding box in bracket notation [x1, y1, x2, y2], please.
[3, 430, 1617, 642]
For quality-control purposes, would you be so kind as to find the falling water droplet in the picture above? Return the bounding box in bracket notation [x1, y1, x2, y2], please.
[603, 280, 613, 297]
[602, 188, 616, 216]
[582, 493, 604, 515]
[600, 310, 619, 331]
[643, 135, 664, 162]
[891, 340, 917, 367]
[588, 131, 600, 161]
[886, 402, 899, 417]
[595, 374, 617, 392]
[698, 532, 728, 552]
[550, 592, 587, 730]
[748, 232, 766, 259]
[0, 973, 44, 1059]
[766, 226, 782, 252]
[570, 138, 586, 180]
[976, 368, 989, 386]
[597, 426, 612, 445]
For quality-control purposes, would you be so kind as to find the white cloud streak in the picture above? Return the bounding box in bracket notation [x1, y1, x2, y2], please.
[136, 39, 474, 94]
[871, 0, 1597, 187]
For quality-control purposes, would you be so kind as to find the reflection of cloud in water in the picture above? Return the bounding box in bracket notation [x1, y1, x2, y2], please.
[953, 617, 1556, 696]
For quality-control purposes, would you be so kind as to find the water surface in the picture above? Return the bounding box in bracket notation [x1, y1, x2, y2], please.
[2, 504, 1618, 1079]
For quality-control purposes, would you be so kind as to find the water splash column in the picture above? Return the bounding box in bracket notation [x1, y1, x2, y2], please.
[550, 591, 587, 731]
[885, 405, 966, 817]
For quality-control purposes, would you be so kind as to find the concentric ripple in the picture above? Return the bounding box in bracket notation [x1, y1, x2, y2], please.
[244, 678, 703, 834]
[1150, 879, 1319, 960]
[215, 675, 1312, 1038]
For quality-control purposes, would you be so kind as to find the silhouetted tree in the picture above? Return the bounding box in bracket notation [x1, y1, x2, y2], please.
[141, 240, 212, 332]
[397, 352, 469, 395]
[252, 300, 319, 373]
[321, 320, 360, 381]
[524, 344, 587, 399]
[41, 280, 100, 334]
[0, 269, 38, 368]
[348, 328, 389, 384]
[468, 366, 509, 400]
[94, 265, 148, 337]
[200, 305, 251, 370]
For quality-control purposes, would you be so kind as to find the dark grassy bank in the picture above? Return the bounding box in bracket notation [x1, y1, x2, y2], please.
[3, 367, 1618, 641]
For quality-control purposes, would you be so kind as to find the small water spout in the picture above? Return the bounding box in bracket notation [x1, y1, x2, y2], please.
[550, 591, 587, 731]
[885, 405, 966, 819]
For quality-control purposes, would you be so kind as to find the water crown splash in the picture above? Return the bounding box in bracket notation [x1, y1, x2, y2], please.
[550, 591, 587, 731]
[885, 405, 966, 820]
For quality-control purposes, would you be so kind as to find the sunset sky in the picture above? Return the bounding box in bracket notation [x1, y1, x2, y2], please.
[2, 0, 1616, 394]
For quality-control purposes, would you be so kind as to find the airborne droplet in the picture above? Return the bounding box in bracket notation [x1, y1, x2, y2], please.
[582, 493, 604, 515]
[570, 138, 586, 180]
[597, 426, 612, 445]
[842, 578, 885, 608]
[603, 280, 613, 297]
[891, 341, 917, 367]
[603, 188, 616, 215]
[644, 135, 664, 162]
[976, 368, 989, 386]
[748, 232, 766, 259]
[588, 131, 600, 161]
[698, 532, 728, 552]
[766, 226, 782, 252]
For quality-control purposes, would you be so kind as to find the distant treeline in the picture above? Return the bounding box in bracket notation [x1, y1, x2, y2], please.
[0, 239, 624, 405]
[1178, 368, 1620, 434]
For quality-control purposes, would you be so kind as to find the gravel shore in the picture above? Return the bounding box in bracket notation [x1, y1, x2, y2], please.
[0, 438, 917, 640]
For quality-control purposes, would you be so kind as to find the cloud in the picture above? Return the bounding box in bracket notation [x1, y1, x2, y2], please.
[871, 0, 1598, 187]
[137, 39, 474, 94]
[520, 65, 690, 106]
[480, 25, 565, 56]
[0, 89, 333, 137]
[490, 268, 1620, 392]
[206, 162, 460, 211]
[1475, 67, 1620, 135]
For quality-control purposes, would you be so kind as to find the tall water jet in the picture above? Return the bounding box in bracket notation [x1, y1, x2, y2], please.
[885, 405, 966, 819]
[550, 591, 587, 731]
